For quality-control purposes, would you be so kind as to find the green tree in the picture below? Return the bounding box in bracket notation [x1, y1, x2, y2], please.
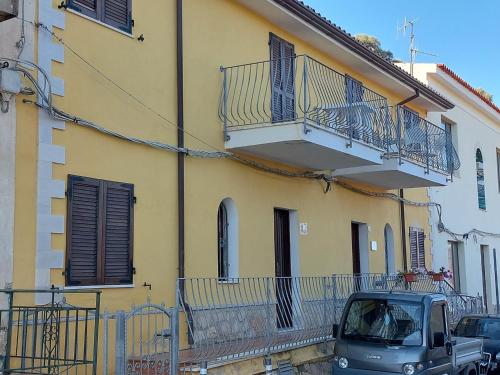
[355, 34, 394, 61]
[475, 87, 493, 102]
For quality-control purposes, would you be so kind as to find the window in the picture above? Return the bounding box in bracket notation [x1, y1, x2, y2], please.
[476, 149, 486, 210]
[409, 227, 425, 270]
[429, 303, 447, 347]
[66, 175, 134, 286]
[217, 198, 239, 280]
[345, 75, 364, 104]
[67, 0, 132, 33]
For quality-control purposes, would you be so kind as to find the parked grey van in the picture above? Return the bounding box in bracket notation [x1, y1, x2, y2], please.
[332, 291, 485, 374]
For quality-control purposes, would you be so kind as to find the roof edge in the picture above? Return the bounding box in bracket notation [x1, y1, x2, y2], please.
[271, 0, 454, 110]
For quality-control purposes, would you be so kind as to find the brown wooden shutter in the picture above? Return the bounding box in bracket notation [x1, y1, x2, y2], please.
[409, 227, 425, 269]
[103, 181, 134, 284]
[103, 0, 132, 33]
[409, 229, 418, 269]
[67, 0, 99, 20]
[66, 175, 101, 286]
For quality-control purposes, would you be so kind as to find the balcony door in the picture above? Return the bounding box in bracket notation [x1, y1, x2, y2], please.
[270, 33, 295, 123]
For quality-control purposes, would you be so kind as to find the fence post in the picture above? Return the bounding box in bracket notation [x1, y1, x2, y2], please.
[92, 292, 101, 375]
[322, 277, 327, 341]
[115, 311, 126, 375]
[170, 305, 179, 375]
[103, 311, 109, 375]
[332, 275, 338, 323]
[3, 290, 13, 373]
[425, 120, 430, 174]
[221, 66, 229, 141]
[303, 56, 309, 134]
[265, 277, 273, 353]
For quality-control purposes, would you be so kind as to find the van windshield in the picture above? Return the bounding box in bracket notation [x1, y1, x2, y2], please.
[341, 299, 423, 346]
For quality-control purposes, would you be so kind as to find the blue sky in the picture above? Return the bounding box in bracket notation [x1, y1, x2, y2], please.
[303, 0, 500, 104]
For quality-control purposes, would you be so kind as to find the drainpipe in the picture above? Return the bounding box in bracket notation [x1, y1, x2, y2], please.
[396, 90, 419, 271]
[177, 0, 185, 294]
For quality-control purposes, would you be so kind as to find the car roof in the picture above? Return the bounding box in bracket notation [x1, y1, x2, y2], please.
[349, 290, 445, 302]
[459, 314, 500, 320]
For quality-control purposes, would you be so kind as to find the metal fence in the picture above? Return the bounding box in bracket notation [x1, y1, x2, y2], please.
[0, 288, 100, 375]
[395, 106, 461, 174]
[219, 55, 460, 175]
[177, 277, 336, 366]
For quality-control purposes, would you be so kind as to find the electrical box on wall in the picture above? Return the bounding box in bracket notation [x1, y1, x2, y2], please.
[0, 69, 21, 95]
[0, 0, 18, 22]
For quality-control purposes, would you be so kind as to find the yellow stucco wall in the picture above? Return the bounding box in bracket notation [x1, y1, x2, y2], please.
[11, 0, 434, 372]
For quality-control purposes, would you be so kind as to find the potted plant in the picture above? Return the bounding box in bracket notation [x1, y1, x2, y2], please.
[398, 269, 419, 283]
[428, 267, 453, 282]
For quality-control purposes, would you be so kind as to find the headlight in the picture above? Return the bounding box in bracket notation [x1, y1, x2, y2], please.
[496, 352, 500, 361]
[402, 363, 415, 375]
[338, 357, 349, 369]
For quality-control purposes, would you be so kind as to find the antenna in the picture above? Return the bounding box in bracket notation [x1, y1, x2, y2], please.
[398, 17, 437, 76]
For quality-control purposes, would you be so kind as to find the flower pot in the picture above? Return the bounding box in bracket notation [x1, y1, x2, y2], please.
[431, 273, 445, 282]
[403, 273, 418, 283]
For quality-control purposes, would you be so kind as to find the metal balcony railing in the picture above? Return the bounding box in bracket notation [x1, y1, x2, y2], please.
[219, 55, 461, 175]
[394, 106, 461, 174]
[219, 55, 392, 149]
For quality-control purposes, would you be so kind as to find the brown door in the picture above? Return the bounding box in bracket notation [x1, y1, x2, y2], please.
[351, 223, 361, 291]
[274, 209, 292, 329]
[481, 246, 489, 313]
[351, 223, 361, 274]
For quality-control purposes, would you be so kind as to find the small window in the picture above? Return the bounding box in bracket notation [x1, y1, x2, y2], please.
[67, 0, 132, 33]
[217, 198, 239, 280]
[345, 75, 364, 104]
[409, 227, 425, 270]
[476, 149, 486, 210]
[442, 119, 456, 172]
[66, 175, 134, 286]
[429, 303, 447, 347]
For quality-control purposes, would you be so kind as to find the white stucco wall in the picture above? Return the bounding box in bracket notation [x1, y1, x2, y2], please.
[401, 63, 500, 312]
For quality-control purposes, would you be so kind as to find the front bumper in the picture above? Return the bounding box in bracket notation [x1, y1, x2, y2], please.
[332, 365, 434, 375]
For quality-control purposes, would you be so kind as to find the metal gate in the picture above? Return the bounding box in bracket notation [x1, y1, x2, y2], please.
[0, 288, 100, 375]
[111, 302, 178, 375]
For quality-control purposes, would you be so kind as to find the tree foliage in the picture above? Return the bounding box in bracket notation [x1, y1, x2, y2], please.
[475, 87, 493, 102]
[355, 34, 394, 61]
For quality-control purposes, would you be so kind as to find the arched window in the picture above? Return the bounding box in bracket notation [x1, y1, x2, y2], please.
[217, 198, 239, 280]
[476, 149, 486, 210]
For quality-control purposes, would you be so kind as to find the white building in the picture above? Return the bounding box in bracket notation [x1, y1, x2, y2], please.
[400, 63, 500, 313]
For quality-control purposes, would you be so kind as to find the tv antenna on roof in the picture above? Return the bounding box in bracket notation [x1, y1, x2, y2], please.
[398, 17, 437, 76]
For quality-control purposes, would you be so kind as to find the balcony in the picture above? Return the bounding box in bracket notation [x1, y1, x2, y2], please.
[219, 55, 460, 188]
[219, 55, 391, 171]
[334, 107, 461, 188]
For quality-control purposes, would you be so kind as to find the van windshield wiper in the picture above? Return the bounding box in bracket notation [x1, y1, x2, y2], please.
[345, 334, 391, 345]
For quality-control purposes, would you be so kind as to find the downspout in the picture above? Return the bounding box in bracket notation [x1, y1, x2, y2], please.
[396, 90, 419, 271]
[177, 0, 185, 294]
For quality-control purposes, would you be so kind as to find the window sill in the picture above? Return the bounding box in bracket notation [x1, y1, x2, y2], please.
[64, 284, 135, 290]
[66, 8, 134, 38]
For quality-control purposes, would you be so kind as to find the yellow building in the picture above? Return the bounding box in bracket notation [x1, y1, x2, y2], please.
[0, 0, 458, 373]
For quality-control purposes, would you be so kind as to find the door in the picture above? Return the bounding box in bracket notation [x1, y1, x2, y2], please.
[481, 245, 491, 313]
[274, 209, 292, 329]
[447, 241, 460, 291]
[428, 303, 453, 374]
[351, 223, 361, 291]
[384, 224, 395, 275]
[270, 34, 295, 123]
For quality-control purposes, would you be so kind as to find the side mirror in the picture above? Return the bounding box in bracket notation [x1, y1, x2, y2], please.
[450, 328, 455, 336]
[445, 341, 453, 356]
[433, 332, 445, 348]
[332, 324, 339, 338]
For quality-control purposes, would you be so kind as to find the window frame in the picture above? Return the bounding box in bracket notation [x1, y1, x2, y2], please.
[409, 227, 425, 270]
[67, 0, 133, 34]
[476, 148, 486, 210]
[66, 175, 134, 287]
[217, 201, 229, 281]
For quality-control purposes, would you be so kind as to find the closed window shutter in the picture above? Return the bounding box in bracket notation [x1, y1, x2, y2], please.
[67, 0, 98, 20]
[409, 227, 425, 269]
[103, 0, 132, 32]
[269, 34, 295, 122]
[103, 181, 134, 284]
[67, 175, 101, 286]
[409, 229, 418, 269]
